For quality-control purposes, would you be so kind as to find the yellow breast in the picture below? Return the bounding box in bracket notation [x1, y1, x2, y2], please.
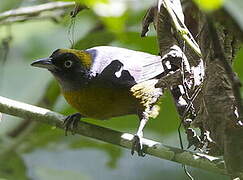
[62, 85, 140, 119]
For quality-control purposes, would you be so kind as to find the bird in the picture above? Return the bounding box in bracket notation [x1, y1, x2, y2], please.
[31, 46, 164, 156]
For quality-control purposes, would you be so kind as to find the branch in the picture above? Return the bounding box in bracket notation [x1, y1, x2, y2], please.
[0, 95, 237, 177]
[162, 0, 202, 57]
[206, 16, 243, 178]
[0, 1, 76, 24]
[155, 0, 205, 151]
[0, 11, 64, 25]
[207, 17, 243, 120]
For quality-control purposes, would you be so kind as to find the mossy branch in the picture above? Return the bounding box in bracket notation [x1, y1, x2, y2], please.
[0, 95, 240, 177]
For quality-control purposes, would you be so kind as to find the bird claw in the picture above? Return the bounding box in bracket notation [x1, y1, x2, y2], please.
[63, 113, 82, 135]
[131, 134, 146, 157]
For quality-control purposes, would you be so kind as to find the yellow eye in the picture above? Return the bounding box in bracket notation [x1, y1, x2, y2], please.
[64, 60, 73, 68]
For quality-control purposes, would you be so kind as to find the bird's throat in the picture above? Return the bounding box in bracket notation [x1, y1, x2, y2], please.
[51, 70, 91, 92]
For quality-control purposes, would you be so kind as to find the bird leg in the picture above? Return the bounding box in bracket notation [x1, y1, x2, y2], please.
[63, 113, 82, 135]
[131, 116, 148, 156]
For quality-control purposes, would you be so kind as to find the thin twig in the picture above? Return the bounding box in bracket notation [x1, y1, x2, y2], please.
[0, 95, 241, 177]
[0, 11, 65, 25]
[0, 1, 75, 23]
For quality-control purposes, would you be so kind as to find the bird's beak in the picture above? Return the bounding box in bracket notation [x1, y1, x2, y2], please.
[31, 57, 56, 70]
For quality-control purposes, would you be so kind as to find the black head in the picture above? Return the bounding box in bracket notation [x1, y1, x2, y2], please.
[31, 49, 92, 90]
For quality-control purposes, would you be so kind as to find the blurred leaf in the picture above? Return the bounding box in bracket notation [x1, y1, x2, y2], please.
[125, 9, 147, 27]
[18, 118, 122, 169]
[117, 31, 158, 54]
[0, 0, 22, 12]
[233, 46, 243, 93]
[153, 91, 180, 135]
[0, 152, 27, 180]
[74, 30, 115, 49]
[70, 137, 122, 168]
[61, 0, 108, 6]
[224, 0, 243, 31]
[193, 0, 224, 11]
[101, 16, 126, 34]
[82, 0, 108, 6]
[20, 124, 63, 153]
[89, 1, 128, 34]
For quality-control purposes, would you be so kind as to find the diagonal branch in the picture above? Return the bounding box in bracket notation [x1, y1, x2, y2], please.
[0, 95, 240, 177]
[0, 2, 75, 20]
[0, 1, 77, 24]
[161, 0, 202, 57]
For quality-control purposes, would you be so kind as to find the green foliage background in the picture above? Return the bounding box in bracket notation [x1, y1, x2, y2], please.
[0, 0, 242, 179]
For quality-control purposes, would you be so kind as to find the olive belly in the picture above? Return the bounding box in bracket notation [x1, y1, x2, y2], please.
[62, 86, 140, 120]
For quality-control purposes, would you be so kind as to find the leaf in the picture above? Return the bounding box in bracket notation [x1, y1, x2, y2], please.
[21, 124, 64, 153]
[74, 30, 115, 49]
[101, 15, 127, 34]
[233, 47, 243, 90]
[117, 32, 158, 54]
[193, 0, 224, 11]
[0, 152, 28, 180]
[224, 0, 243, 30]
[70, 137, 122, 168]
[0, 0, 22, 12]
[61, 0, 108, 6]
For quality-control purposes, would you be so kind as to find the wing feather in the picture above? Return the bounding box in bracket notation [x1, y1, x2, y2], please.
[86, 46, 164, 85]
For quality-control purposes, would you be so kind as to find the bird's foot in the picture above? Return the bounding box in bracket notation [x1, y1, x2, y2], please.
[63, 113, 82, 135]
[131, 134, 146, 157]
